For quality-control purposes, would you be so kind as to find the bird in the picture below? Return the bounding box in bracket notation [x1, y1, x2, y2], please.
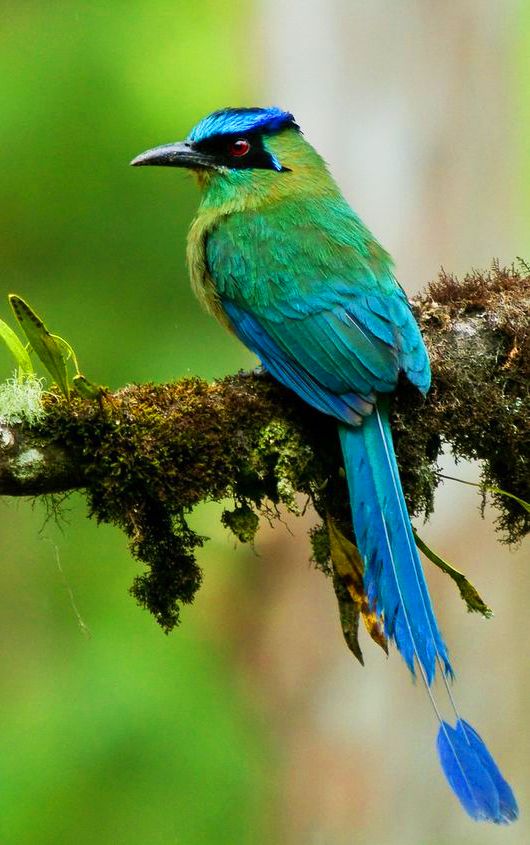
[132, 106, 518, 823]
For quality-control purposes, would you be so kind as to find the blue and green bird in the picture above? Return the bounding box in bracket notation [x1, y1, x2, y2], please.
[132, 107, 518, 823]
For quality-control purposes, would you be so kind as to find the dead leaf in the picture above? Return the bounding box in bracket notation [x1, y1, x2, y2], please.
[327, 516, 387, 662]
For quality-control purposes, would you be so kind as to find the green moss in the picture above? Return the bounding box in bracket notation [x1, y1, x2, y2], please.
[12, 447, 45, 480]
[409, 262, 530, 542]
[250, 419, 315, 512]
[221, 504, 259, 544]
[34, 375, 332, 631]
[0, 374, 45, 425]
[309, 523, 332, 575]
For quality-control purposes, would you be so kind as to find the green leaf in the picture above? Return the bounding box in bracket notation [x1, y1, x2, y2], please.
[486, 487, 530, 513]
[486, 485, 530, 513]
[52, 334, 80, 375]
[9, 295, 70, 399]
[0, 318, 33, 377]
[413, 530, 493, 618]
[73, 374, 106, 402]
[439, 473, 530, 513]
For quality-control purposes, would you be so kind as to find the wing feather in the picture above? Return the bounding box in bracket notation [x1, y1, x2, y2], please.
[206, 204, 430, 400]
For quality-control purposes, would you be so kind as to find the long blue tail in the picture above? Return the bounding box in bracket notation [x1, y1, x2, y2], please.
[339, 404, 518, 823]
[339, 404, 450, 682]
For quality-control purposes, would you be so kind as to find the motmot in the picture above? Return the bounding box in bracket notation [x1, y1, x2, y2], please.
[132, 107, 518, 823]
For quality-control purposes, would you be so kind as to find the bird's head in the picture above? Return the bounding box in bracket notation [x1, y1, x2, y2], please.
[131, 107, 334, 206]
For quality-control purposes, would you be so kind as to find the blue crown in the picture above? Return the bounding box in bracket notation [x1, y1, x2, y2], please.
[188, 107, 298, 143]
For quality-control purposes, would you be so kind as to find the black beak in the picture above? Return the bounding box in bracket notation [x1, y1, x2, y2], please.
[130, 141, 214, 169]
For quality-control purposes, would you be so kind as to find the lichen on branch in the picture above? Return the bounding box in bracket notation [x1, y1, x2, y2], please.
[0, 262, 528, 632]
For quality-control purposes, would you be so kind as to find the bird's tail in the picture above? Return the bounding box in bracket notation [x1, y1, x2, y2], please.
[338, 405, 518, 823]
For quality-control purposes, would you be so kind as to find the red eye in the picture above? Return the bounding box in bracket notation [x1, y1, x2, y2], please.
[228, 138, 250, 157]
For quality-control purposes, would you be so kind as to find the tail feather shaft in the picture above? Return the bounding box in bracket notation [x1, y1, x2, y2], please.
[338, 405, 450, 681]
[339, 405, 518, 823]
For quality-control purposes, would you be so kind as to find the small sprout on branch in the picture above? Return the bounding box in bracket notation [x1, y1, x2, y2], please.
[73, 374, 109, 403]
[0, 294, 107, 409]
[9, 295, 70, 399]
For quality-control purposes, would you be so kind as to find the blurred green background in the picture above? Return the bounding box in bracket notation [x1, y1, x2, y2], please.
[0, 2, 528, 844]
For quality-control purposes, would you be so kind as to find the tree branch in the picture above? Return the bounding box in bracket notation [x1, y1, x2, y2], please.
[0, 263, 528, 630]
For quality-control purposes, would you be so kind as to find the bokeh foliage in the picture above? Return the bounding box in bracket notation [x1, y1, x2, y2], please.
[0, 3, 275, 842]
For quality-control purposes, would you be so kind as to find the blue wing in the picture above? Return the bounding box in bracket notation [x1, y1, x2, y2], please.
[221, 301, 374, 425]
[206, 199, 430, 399]
[221, 292, 430, 410]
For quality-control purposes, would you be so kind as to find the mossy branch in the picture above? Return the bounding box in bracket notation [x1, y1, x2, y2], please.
[0, 263, 528, 631]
